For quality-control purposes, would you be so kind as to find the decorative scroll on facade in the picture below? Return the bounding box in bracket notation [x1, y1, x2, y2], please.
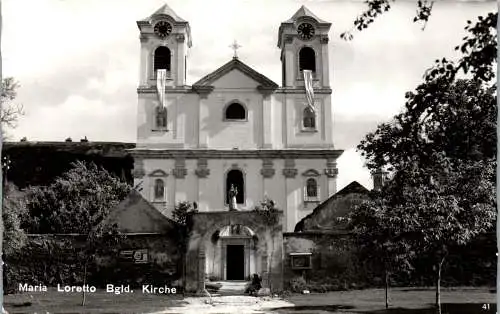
[195, 158, 210, 178]
[260, 159, 275, 178]
[324, 159, 338, 178]
[283, 159, 298, 178]
[172, 159, 188, 179]
[133, 159, 146, 178]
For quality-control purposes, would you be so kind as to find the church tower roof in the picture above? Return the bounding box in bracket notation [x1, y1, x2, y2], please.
[283, 5, 328, 24]
[138, 2, 188, 24]
[150, 3, 187, 22]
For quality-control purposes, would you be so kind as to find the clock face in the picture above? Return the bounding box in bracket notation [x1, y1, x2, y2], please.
[298, 23, 315, 40]
[154, 21, 172, 38]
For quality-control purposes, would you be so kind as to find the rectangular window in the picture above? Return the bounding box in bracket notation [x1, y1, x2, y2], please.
[290, 253, 312, 270]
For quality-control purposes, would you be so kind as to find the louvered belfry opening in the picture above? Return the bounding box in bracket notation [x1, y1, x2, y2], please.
[299, 47, 316, 72]
[154, 46, 171, 74]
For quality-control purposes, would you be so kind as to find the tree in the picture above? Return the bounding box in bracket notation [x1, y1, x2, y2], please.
[23, 161, 131, 306]
[24, 161, 131, 234]
[2, 183, 27, 257]
[350, 6, 497, 312]
[253, 198, 280, 293]
[343, 2, 497, 85]
[348, 192, 415, 309]
[356, 79, 496, 314]
[171, 201, 197, 292]
[1, 77, 24, 133]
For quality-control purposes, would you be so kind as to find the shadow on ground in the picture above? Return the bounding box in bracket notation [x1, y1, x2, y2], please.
[4, 297, 188, 314]
[268, 304, 355, 313]
[268, 303, 496, 314]
[359, 303, 496, 314]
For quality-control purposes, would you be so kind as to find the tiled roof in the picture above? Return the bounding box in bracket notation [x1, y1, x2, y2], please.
[294, 181, 370, 232]
[192, 57, 278, 89]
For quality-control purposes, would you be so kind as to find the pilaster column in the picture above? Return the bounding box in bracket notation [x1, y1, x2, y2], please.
[261, 92, 273, 148]
[324, 159, 338, 197]
[261, 254, 269, 288]
[176, 34, 186, 85]
[197, 247, 206, 294]
[321, 36, 330, 87]
[283, 159, 298, 232]
[139, 35, 149, 85]
[194, 87, 214, 148]
[173, 159, 188, 203]
[245, 242, 250, 279]
[261, 159, 275, 199]
[133, 158, 146, 198]
[195, 159, 210, 212]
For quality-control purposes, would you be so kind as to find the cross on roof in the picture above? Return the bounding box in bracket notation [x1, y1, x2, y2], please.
[229, 40, 242, 59]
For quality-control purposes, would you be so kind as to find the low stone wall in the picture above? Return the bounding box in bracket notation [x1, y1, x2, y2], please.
[5, 233, 182, 293]
[283, 231, 496, 292]
[283, 232, 367, 292]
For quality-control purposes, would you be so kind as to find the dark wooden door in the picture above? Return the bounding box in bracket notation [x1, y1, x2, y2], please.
[226, 245, 244, 280]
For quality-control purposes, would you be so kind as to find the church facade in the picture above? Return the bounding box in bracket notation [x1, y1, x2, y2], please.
[131, 3, 343, 234]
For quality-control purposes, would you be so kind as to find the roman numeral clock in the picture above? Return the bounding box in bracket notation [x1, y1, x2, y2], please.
[154, 21, 173, 38]
[297, 22, 315, 40]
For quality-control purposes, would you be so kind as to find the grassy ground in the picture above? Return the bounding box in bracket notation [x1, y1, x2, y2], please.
[4, 286, 496, 314]
[270, 287, 497, 314]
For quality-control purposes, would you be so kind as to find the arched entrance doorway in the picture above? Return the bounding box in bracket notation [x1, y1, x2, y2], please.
[205, 224, 258, 281]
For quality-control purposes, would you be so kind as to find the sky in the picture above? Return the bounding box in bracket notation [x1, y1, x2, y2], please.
[2, 0, 496, 190]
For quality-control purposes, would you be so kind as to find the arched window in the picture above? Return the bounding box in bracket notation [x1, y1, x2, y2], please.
[303, 107, 316, 129]
[226, 169, 244, 204]
[154, 46, 171, 75]
[299, 47, 316, 73]
[225, 103, 246, 120]
[155, 106, 168, 129]
[306, 178, 318, 198]
[154, 179, 165, 199]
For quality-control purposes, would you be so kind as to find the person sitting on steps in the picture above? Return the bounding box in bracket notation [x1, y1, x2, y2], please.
[245, 273, 262, 296]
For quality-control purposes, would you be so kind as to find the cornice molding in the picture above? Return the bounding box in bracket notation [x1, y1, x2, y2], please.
[137, 86, 193, 94]
[129, 149, 343, 160]
[276, 87, 332, 94]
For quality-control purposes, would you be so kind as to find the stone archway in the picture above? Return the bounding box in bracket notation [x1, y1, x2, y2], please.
[184, 211, 283, 294]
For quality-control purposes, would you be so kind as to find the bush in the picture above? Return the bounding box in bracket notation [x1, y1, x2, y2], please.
[290, 276, 307, 293]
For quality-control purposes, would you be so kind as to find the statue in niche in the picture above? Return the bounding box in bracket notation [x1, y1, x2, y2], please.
[228, 184, 238, 211]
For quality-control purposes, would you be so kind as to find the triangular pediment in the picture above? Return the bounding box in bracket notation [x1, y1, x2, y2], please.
[302, 169, 321, 177]
[192, 58, 278, 90]
[149, 169, 168, 177]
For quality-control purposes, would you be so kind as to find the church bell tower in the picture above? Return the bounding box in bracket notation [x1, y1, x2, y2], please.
[278, 6, 331, 89]
[136, 3, 192, 88]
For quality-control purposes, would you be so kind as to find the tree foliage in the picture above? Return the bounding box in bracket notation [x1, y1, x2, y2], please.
[348, 7, 496, 313]
[253, 198, 280, 226]
[1, 77, 24, 131]
[24, 161, 131, 234]
[342, 2, 497, 85]
[359, 79, 496, 172]
[2, 182, 27, 256]
[21, 161, 131, 305]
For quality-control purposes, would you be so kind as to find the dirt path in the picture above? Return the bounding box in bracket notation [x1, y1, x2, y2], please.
[151, 296, 294, 314]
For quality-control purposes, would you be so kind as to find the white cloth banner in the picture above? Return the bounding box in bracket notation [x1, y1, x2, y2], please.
[303, 69, 315, 112]
[156, 69, 167, 109]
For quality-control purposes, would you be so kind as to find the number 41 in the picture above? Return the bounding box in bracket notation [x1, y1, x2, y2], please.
[481, 303, 490, 310]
